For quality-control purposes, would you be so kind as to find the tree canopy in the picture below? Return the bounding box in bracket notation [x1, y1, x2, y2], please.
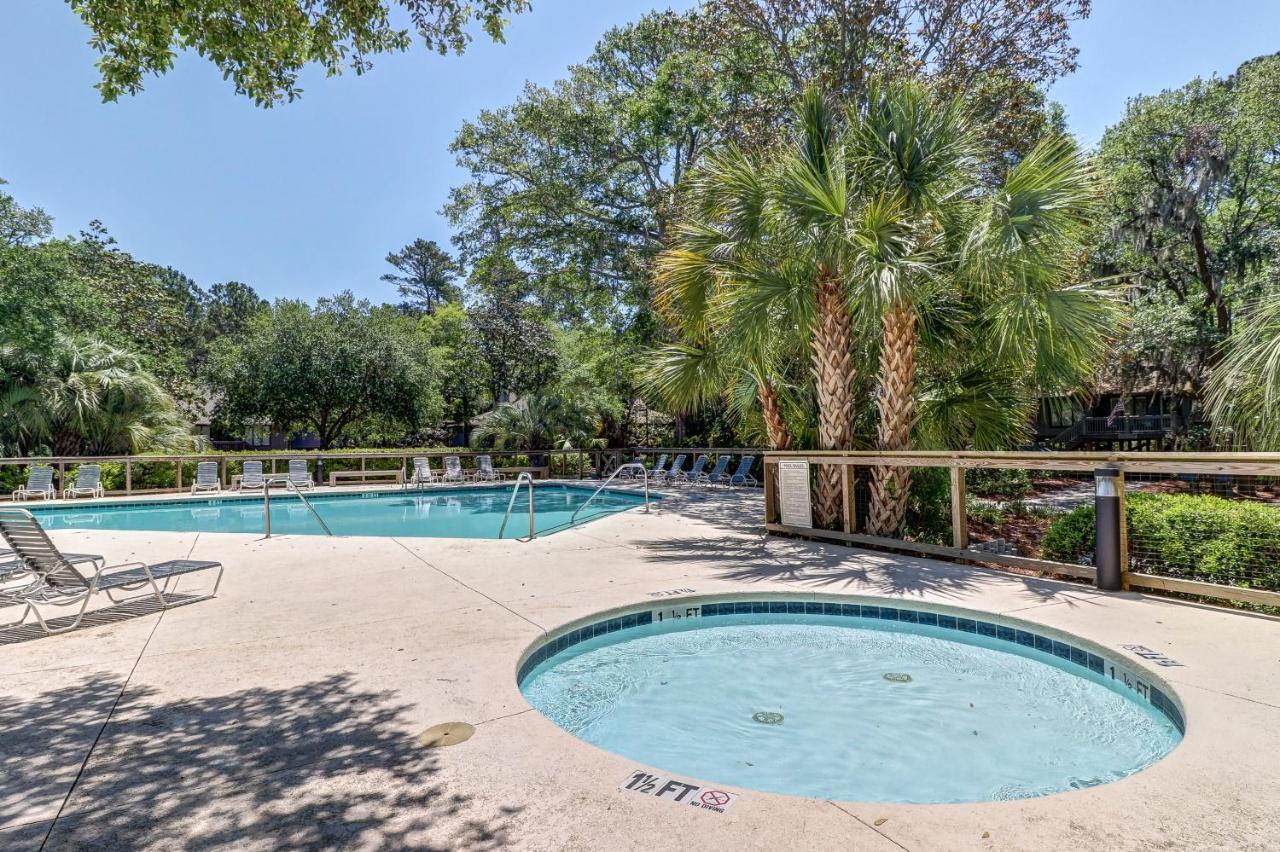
[208, 294, 441, 448]
[68, 0, 532, 106]
[1098, 52, 1280, 403]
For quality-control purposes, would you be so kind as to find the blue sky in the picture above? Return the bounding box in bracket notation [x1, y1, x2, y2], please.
[1, 0, 1277, 303]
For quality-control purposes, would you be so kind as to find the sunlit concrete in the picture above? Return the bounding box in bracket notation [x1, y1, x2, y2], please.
[1, 484, 1276, 850]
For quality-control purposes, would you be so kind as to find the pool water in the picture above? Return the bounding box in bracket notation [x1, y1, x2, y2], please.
[520, 612, 1183, 803]
[30, 484, 649, 539]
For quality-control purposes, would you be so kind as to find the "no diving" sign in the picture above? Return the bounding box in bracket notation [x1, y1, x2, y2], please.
[619, 770, 739, 814]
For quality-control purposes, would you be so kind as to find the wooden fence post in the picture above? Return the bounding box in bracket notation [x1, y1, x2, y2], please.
[175, 458, 183, 492]
[125, 460, 132, 495]
[764, 460, 778, 524]
[950, 464, 969, 550]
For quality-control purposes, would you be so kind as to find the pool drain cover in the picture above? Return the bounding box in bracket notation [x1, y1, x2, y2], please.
[418, 722, 475, 748]
[883, 672, 913, 683]
[752, 711, 784, 725]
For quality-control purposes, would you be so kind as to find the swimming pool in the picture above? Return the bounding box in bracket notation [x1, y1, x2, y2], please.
[519, 596, 1184, 803]
[29, 484, 651, 538]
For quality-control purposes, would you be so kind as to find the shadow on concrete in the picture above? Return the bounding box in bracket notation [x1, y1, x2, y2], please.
[2, 672, 522, 850]
[0, 594, 208, 645]
[641, 490, 1094, 605]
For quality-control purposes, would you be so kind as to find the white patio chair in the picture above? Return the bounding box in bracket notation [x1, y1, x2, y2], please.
[63, 465, 104, 499]
[287, 459, 314, 490]
[239, 460, 266, 492]
[404, 457, 438, 489]
[441, 456, 471, 483]
[474, 455, 506, 482]
[13, 466, 56, 501]
[0, 508, 223, 635]
[191, 461, 222, 494]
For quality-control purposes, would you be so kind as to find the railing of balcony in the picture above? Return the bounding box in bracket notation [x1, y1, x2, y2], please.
[1083, 415, 1176, 436]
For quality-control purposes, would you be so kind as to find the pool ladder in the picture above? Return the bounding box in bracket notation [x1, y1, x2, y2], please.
[498, 472, 537, 541]
[569, 463, 650, 526]
[262, 477, 334, 537]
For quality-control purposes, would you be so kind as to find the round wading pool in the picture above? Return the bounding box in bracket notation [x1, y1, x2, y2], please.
[517, 597, 1184, 804]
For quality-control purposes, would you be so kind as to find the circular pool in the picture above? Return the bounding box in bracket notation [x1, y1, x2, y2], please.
[518, 598, 1184, 804]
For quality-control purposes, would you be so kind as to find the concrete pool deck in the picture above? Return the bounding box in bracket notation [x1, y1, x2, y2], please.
[1, 485, 1277, 850]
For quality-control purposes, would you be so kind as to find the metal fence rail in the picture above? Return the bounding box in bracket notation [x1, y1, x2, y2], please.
[763, 450, 1280, 610]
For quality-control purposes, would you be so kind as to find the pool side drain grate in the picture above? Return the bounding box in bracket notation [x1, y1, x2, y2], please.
[752, 711, 784, 725]
[418, 722, 475, 748]
[883, 672, 913, 683]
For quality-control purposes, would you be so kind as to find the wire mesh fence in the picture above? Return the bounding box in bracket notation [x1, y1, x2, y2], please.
[763, 451, 1280, 609]
[963, 468, 1095, 561]
[1123, 471, 1280, 593]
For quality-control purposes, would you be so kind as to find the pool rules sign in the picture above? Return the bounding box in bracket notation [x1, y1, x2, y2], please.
[777, 460, 813, 528]
[619, 770, 738, 814]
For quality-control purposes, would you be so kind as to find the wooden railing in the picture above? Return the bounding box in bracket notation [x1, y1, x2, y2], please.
[763, 449, 1280, 610]
[0, 446, 766, 497]
[0, 450, 557, 497]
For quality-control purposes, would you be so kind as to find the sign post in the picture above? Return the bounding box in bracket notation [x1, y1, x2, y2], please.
[777, 460, 813, 529]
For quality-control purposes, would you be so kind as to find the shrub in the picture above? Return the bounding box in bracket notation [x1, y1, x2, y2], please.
[1041, 502, 1096, 563]
[966, 468, 1032, 499]
[903, 467, 952, 545]
[1042, 493, 1280, 590]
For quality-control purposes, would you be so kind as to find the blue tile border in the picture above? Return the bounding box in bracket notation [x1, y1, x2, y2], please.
[518, 598, 1185, 734]
[27, 481, 654, 516]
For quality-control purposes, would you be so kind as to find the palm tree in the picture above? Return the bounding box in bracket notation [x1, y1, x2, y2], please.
[648, 82, 1114, 534]
[1205, 292, 1280, 449]
[644, 142, 799, 452]
[473, 394, 600, 451]
[840, 84, 1111, 534]
[646, 96, 869, 527]
[0, 335, 199, 456]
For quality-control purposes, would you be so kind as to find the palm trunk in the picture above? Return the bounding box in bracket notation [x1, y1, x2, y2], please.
[757, 379, 792, 450]
[869, 304, 917, 536]
[810, 268, 857, 528]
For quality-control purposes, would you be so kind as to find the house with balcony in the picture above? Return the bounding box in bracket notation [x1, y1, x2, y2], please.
[1033, 382, 1195, 450]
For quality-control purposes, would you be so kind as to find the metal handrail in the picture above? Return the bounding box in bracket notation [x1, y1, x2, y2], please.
[570, 463, 650, 526]
[498, 473, 537, 541]
[263, 477, 333, 537]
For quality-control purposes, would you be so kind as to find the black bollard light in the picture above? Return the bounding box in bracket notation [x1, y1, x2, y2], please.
[1094, 468, 1123, 591]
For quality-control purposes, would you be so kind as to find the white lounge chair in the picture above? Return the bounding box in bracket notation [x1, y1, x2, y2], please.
[404, 457, 438, 489]
[474, 455, 505, 482]
[0, 508, 223, 635]
[239, 460, 266, 492]
[191, 461, 222, 494]
[63, 465, 104, 499]
[287, 459, 314, 490]
[441, 456, 471, 483]
[13, 466, 56, 501]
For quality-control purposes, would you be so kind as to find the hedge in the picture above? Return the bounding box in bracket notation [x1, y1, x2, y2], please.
[1042, 492, 1280, 591]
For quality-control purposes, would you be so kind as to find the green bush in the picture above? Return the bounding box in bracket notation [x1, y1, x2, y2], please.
[966, 468, 1032, 499]
[1043, 493, 1280, 590]
[1041, 503, 1096, 562]
[903, 467, 952, 545]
